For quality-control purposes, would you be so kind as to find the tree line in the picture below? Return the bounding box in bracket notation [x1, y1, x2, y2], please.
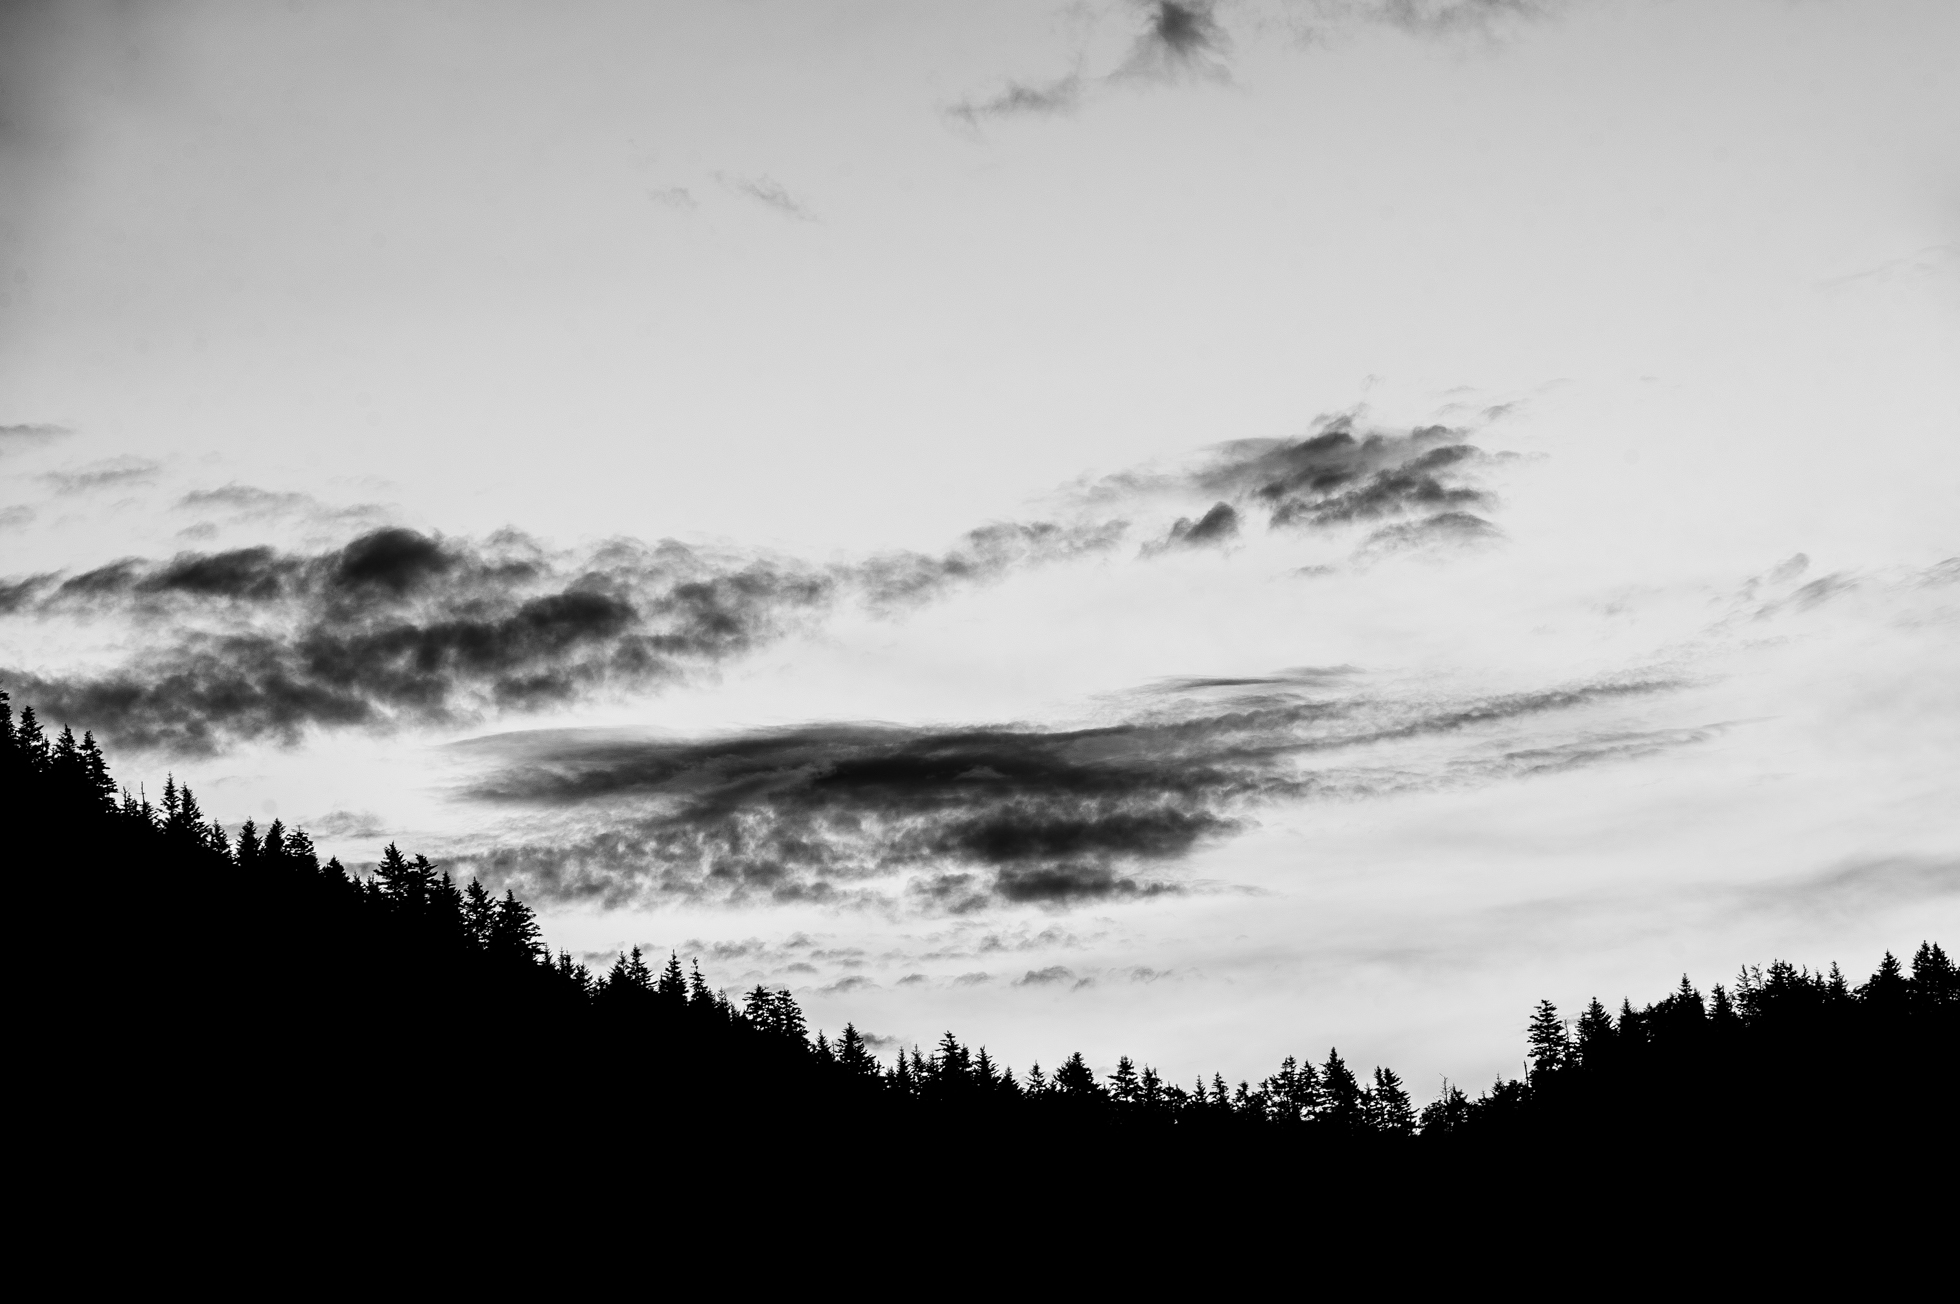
[6, 688, 1952, 1156]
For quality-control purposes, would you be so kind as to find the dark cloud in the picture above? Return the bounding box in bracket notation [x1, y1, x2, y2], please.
[1195, 418, 1494, 529]
[0, 573, 55, 614]
[42, 456, 159, 495]
[446, 671, 1693, 913]
[0, 423, 71, 456]
[5, 511, 1123, 752]
[1016, 965, 1080, 986]
[718, 174, 816, 222]
[1118, 2, 1231, 81]
[6, 527, 834, 752]
[1148, 502, 1239, 554]
[1082, 417, 1503, 551]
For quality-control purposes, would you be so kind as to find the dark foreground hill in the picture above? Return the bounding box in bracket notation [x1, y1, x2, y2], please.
[7, 689, 1953, 1217]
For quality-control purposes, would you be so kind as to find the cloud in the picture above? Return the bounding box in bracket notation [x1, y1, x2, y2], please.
[1081, 416, 1503, 551]
[718, 174, 817, 222]
[1735, 855, 1960, 924]
[647, 186, 697, 210]
[4, 508, 1129, 752]
[308, 809, 387, 840]
[1355, 509, 1504, 558]
[1016, 965, 1079, 986]
[0, 423, 71, 457]
[1196, 418, 1495, 529]
[42, 456, 159, 495]
[5, 527, 834, 752]
[947, 76, 1085, 127]
[0, 574, 55, 614]
[951, 1, 1565, 130]
[1116, 2, 1232, 82]
[857, 520, 1127, 607]
[0, 506, 34, 531]
[444, 669, 1696, 913]
[1146, 502, 1240, 555]
[175, 483, 387, 527]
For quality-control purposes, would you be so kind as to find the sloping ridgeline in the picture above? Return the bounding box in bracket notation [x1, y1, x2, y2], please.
[6, 688, 1953, 1208]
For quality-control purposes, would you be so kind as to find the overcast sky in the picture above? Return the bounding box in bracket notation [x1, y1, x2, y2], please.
[3, 0, 1956, 1091]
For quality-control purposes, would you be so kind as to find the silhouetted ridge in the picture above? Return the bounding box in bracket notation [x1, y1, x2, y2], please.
[6, 688, 1952, 1171]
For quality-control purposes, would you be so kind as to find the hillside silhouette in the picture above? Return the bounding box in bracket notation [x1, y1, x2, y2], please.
[7, 687, 1952, 1195]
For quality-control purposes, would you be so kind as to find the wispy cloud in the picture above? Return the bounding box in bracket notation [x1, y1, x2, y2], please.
[0, 423, 71, 457]
[175, 483, 387, 527]
[41, 455, 158, 495]
[717, 173, 817, 222]
[947, 75, 1085, 127]
[443, 669, 1699, 914]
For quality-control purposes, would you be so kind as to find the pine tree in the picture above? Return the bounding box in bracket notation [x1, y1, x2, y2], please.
[743, 984, 778, 1033]
[462, 880, 496, 948]
[1366, 1067, 1415, 1136]
[79, 733, 115, 812]
[657, 952, 687, 1004]
[16, 706, 48, 771]
[1418, 1081, 1473, 1136]
[772, 990, 808, 1045]
[1909, 942, 1956, 1008]
[1858, 951, 1909, 1012]
[1054, 1052, 1101, 1100]
[623, 947, 654, 992]
[488, 891, 542, 961]
[1575, 998, 1615, 1067]
[1320, 1050, 1364, 1130]
[1110, 1055, 1140, 1105]
[837, 1023, 880, 1078]
[934, 1031, 970, 1087]
[236, 819, 263, 871]
[1526, 999, 1570, 1080]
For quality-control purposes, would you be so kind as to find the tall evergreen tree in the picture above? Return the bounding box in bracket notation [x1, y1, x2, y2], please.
[1320, 1050, 1364, 1131]
[1526, 999, 1570, 1080]
[657, 952, 687, 1004]
[1366, 1067, 1415, 1137]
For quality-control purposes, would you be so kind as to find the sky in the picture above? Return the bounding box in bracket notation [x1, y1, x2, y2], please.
[2, 0, 1956, 1093]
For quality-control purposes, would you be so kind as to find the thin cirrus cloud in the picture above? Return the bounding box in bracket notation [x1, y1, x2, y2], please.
[715, 173, 818, 222]
[0, 423, 72, 457]
[175, 483, 387, 526]
[442, 667, 1702, 915]
[41, 455, 160, 495]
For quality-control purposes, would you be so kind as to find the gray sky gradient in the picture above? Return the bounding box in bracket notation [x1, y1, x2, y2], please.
[2, 0, 1955, 1091]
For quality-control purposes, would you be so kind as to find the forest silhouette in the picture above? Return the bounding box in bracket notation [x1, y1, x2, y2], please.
[7, 686, 1952, 1188]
